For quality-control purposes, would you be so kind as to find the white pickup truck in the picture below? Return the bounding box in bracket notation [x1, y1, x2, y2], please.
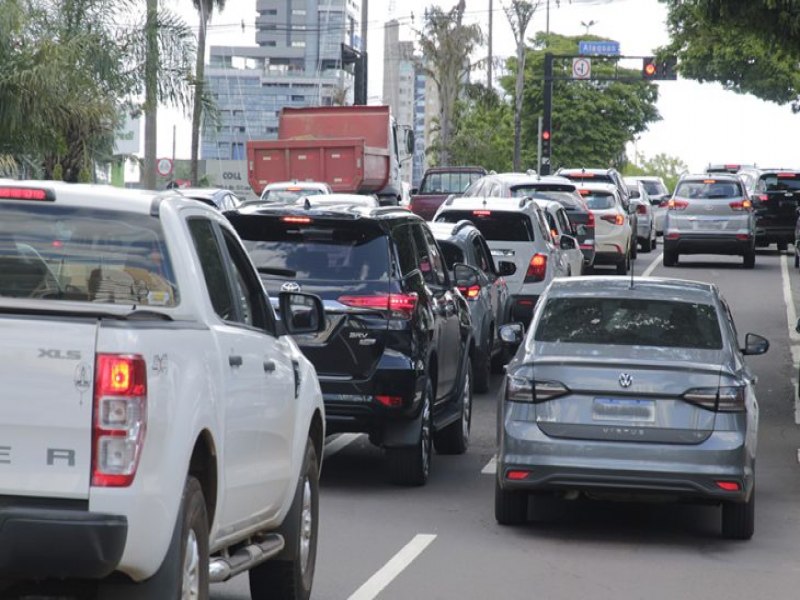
[0, 181, 326, 599]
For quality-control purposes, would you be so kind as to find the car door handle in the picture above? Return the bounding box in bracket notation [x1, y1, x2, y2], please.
[263, 359, 276, 373]
[228, 355, 243, 367]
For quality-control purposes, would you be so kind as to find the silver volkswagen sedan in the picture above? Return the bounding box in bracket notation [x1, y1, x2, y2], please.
[495, 277, 768, 540]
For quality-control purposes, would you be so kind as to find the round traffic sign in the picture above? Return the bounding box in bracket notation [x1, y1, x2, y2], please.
[572, 57, 592, 80]
[156, 158, 173, 177]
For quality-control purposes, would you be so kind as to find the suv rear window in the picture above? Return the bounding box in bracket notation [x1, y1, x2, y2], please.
[509, 184, 575, 198]
[535, 297, 722, 349]
[0, 204, 178, 306]
[436, 211, 534, 242]
[260, 189, 325, 203]
[562, 172, 613, 185]
[231, 216, 389, 281]
[759, 173, 800, 192]
[532, 191, 585, 211]
[675, 179, 743, 199]
[580, 191, 616, 210]
[641, 180, 667, 196]
[419, 172, 482, 195]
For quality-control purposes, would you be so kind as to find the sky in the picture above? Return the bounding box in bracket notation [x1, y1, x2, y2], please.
[159, 0, 800, 173]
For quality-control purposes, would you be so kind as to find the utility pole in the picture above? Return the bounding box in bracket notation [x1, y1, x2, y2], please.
[487, 0, 493, 89]
[361, 0, 368, 104]
[143, 0, 158, 189]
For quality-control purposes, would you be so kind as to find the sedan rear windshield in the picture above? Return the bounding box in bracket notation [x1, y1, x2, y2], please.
[230, 216, 389, 281]
[0, 204, 178, 306]
[675, 180, 743, 199]
[535, 297, 722, 349]
[436, 211, 534, 242]
[581, 192, 616, 210]
[759, 173, 800, 192]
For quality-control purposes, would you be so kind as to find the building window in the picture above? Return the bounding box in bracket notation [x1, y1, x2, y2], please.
[292, 9, 306, 16]
[291, 40, 306, 48]
[291, 95, 304, 101]
[232, 142, 245, 160]
[262, 9, 277, 15]
[263, 41, 276, 47]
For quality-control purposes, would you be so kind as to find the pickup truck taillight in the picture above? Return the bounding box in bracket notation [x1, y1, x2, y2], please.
[92, 354, 147, 487]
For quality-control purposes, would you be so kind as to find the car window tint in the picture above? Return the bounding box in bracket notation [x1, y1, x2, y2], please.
[535, 297, 723, 349]
[438, 240, 464, 270]
[641, 181, 665, 196]
[188, 218, 236, 321]
[556, 209, 573, 235]
[410, 224, 441, 286]
[436, 211, 534, 242]
[0, 204, 179, 306]
[760, 174, 800, 192]
[471, 236, 491, 273]
[390, 224, 418, 277]
[422, 227, 448, 285]
[675, 180, 743, 199]
[582, 192, 616, 210]
[220, 226, 269, 329]
[231, 216, 390, 282]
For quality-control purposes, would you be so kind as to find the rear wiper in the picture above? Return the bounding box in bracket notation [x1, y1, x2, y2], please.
[257, 266, 297, 277]
[705, 194, 730, 199]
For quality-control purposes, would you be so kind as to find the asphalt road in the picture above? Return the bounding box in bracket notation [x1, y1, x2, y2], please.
[213, 246, 800, 600]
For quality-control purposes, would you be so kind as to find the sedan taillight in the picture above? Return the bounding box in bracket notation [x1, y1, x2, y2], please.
[683, 386, 745, 412]
[92, 354, 147, 487]
[506, 370, 569, 403]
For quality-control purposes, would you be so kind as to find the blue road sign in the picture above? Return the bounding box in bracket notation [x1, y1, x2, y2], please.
[579, 41, 620, 56]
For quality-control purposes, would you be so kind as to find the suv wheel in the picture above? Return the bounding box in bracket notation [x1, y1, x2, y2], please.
[434, 362, 472, 455]
[250, 438, 319, 600]
[630, 237, 638, 259]
[495, 478, 527, 525]
[387, 383, 432, 486]
[721, 487, 755, 540]
[743, 249, 756, 269]
[616, 252, 629, 275]
[663, 250, 678, 267]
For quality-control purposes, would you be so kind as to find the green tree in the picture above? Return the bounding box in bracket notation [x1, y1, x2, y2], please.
[417, 0, 483, 165]
[659, 0, 800, 109]
[624, 152, 687, 192]
[190, 0, 226, 186]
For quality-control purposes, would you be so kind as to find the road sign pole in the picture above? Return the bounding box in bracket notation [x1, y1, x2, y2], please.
[542, 52, 553, 175]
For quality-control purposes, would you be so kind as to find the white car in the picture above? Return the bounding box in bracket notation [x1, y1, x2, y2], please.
[0, 181, 326, 598]
[259, 180, 332, 203]
[433, 196, 577, 323]
[533, 198, 584, 276]
[576, 182, 635, 275]
[626, 176, 669, 234]
[296, 192, 379, 208]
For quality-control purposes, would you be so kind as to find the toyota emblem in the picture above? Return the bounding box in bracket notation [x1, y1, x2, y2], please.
[618, 373, 633, 388]
[281, 282, 301, 293]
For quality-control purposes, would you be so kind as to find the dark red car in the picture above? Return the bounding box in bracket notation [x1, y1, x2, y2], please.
[410, 166, 487, 221]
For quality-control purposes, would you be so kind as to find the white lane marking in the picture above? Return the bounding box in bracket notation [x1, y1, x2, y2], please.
[323, 433, 361, 459]
[779, 254, 800, 426]
[641, 252, 663, 278]
[481, 456, 497, 475]
[347, 534, 437, 600]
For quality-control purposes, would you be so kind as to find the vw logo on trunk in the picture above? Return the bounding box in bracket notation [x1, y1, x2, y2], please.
[281, 282, 301, 293]
[618, 373, 633, 388]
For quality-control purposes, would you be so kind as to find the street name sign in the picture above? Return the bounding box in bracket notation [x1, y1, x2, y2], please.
[578, 40, 620, 56]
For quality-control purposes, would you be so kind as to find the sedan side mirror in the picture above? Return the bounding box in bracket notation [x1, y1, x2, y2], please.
[279, 291, 326, 335]
[559, 234, 578, 250]
[497, 261, 517, 276]
[743, 332, 769, 356]
[499, 323, 525, 347]
[453, 263, 480, 289]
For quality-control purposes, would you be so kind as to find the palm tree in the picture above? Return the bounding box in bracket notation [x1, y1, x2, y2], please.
[190, 0, 226, 186]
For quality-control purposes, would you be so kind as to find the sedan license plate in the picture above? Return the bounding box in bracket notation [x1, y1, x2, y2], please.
[593, 397, 655, 422]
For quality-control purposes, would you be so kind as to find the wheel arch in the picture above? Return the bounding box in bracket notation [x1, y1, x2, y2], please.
[188, 430, 218, 529]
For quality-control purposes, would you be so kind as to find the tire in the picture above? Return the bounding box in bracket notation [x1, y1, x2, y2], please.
[387, 383, 432, 486]
[630, 238, 638, 260]
[795, 251, 799, 268]
[474, 339, 491, 394]
[663, 250, 678, 267]
[743, 250, 756, 269]
[641, 236, 652, 253]
[250, 439, 319, 600]
[616, 252, 629, 275]
[778, 241, 789, 252]
[434, 362, 472, 455]
[491, 345, 511, 374]
[495, 478, 527, 525]
[721, 487, 755, 540]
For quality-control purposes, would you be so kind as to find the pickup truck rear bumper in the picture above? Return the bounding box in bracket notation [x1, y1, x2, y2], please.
[0, 504, 127, 579]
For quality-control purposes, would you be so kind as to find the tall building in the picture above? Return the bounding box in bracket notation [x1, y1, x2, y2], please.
[201, 0, 361, 161]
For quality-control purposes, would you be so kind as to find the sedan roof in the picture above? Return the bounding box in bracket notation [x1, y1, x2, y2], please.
[547, 276, 718, 303]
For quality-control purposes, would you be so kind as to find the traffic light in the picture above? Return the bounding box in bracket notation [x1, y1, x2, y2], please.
[541, 129, 551, 157]
[642, 56, 657, 80]
[657, 56, 678, 80]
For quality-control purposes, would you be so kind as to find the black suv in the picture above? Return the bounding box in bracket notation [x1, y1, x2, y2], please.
[738, 168, 800, 251]
[226, 204, 474, 486]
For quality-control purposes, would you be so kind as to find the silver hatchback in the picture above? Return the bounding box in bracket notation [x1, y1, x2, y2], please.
[663, 174, 756, 268]
[496, 277, 769, 539]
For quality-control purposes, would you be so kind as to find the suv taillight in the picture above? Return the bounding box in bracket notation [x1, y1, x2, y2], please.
[92, 354, 147, 487]
[525, 253, 547, 282]
[755, 194, 769, 202]
[457, 284, 481, 299]
[600, 214, 625, 225]
[729, 199, 752, 211]
[586, 212, 595, 228]
[668, 199, 689, 211]
[338, 293, 418, 319]
[636, 204, 648, 215]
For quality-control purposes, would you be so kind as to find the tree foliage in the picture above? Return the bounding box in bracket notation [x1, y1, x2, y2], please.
[624, 152, 687, 193]
[660, 0, 800, 109]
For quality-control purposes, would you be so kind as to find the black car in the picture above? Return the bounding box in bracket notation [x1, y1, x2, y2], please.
[226, 204, 474, 486]
[739, 168, 800, 251]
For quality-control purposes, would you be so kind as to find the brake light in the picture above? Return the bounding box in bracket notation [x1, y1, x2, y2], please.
[756, 194, 769, 202]
[506, 470, 530, 481]
[668, 199, 689, 211]
[571, 173, 595, 178]
[777, 172, 797, 179]
[376, 395, 403, 408]
[715, 481, 741, 492]
[525, 253, 547, 282]
[338, 293, 418, 318]
[729, 199, 752, 211]
[636, 204, 648, 215]
[578, 189, 591, 196]
[703, 179, 717, 184]
[600, 214, 625, 226]
[665, 232, 680, 240]
[683, 386, 745, 412]
[0, 186, 55, 201]
[586, 211, 595, 228]
[457, 284, 481, 299]
[282, 216, 312, 224]
[724, 164, 740, 171]
[473, 210, 491, 216]
[92, 354, 147, 487]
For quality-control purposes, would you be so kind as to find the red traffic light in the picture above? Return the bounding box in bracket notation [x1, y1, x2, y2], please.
[644, 63, 656, 76]
[542, 130, 551, 141]
[642, 56, 657, 79]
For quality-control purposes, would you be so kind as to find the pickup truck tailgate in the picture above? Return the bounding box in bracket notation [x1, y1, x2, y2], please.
[0, 318, 96, 499]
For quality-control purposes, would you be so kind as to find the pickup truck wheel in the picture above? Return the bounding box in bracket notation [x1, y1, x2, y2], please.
[387, 384, 432, 486]
[434, 362, 472, 455]
[250, 439, 319, 600]
[181, 477, 209, 600]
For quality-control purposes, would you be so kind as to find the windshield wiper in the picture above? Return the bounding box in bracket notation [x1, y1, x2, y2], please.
[257, 266, 297, 277]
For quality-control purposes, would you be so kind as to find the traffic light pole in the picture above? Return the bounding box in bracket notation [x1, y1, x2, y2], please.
[541, 52, 553, 175]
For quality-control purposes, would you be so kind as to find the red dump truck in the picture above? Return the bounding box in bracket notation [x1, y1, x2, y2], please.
[247, 105, 413, 205]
